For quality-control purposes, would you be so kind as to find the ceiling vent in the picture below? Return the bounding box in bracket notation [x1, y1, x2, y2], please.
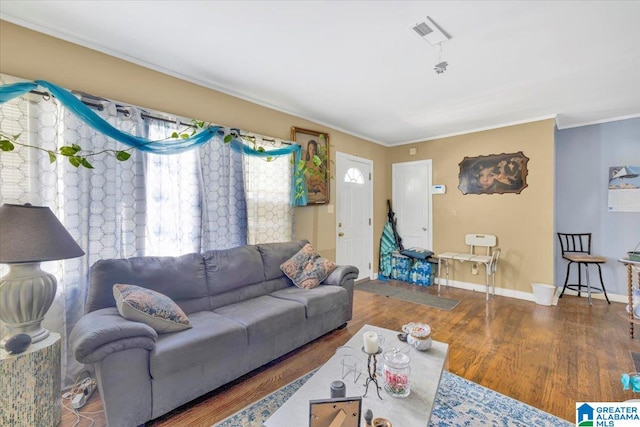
[412, 17, 450, 45]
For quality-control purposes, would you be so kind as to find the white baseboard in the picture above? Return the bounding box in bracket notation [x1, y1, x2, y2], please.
[434, 278, 550, 303]
[433, 278, 626, 305]
[372, 273, 626, 305]
[555, 288, 626, 304]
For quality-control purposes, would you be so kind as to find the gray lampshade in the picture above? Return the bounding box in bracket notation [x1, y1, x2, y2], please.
[0, 203, 85, 263]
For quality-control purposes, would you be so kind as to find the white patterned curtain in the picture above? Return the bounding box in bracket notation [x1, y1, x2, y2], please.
[243, 135, 294, 244]
[0, 74, 293, 387]
[0, 76, 145, 386]
[200, 130, 247, 249]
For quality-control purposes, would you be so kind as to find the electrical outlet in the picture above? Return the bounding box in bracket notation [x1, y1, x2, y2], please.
[471, 263, 478, 275]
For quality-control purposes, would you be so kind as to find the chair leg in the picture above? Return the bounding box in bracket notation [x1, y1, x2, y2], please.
[577, 263, 582, 297]
[485, 263, 490, 302]
[437, 258, 442, 294]
[444, 260, 450, 288]
[492, 267, 496, 296]
[597, 264, 611, 304]
[560, 261, 572, 298]
[584, 263, 592, 306]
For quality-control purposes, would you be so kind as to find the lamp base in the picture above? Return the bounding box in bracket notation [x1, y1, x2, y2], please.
[0, 263, 56, 347]
[0, 324, 50, 348]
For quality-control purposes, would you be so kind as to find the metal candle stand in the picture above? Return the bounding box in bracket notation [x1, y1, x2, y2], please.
[362, 347, 383, 399]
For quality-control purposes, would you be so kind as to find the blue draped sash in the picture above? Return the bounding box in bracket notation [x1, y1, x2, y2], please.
[0, 80, 307, 205]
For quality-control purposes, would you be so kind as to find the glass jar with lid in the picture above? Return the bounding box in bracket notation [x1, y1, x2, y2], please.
[382, 348, 411, 398]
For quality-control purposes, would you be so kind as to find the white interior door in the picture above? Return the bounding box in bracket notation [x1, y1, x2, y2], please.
[336, 152, 373, 280]
[392, 160, 432, 250]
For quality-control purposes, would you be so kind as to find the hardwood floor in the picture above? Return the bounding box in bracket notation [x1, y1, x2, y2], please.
[63, 280, 640, 426]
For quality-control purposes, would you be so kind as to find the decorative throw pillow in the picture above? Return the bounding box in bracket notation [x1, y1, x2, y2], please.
[280, 243, 337, 289]
[113, 284, 192, 333]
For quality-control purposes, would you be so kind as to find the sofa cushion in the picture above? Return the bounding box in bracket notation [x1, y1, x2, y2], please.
[280, 243, 336, 289]
[256, 240, 307, 280]
[149, 311, 248, 378]
[87, 253, 209, 314]
[213, 295, 306, 343]
[113, 284, 192, 333]
[269, 285, 348, 318]
[203, 245, 265, 295]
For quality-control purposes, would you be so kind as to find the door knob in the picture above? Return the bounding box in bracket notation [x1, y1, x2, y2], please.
[338, 232, 344, 237]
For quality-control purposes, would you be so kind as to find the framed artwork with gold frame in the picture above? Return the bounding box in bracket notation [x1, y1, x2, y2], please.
[458, 151, 529, 195]
[291, 126, 330, 204]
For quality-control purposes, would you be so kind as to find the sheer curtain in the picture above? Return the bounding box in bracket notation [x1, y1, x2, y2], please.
[144, 117, 246, 254]
[0, 74, 294, 386]
[243, 135, 294, 244]
[144, 119, 203, 256]
[0, 79, 145, 386]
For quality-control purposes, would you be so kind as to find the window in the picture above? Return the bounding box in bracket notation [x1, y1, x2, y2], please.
[344, 167, 365, 184]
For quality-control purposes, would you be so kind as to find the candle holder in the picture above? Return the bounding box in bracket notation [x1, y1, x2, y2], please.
[361, 347, 383, 399]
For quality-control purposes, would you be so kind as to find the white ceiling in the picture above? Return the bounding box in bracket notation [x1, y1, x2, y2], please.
[2, 1, 639, 146]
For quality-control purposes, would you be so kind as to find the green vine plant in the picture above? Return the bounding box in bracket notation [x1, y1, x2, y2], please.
[0, 120, 312, 201]
[0, 119, 208, 169]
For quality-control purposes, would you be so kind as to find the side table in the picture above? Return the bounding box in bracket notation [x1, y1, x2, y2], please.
[0, 332, 61, 426]
[619, 258, 640, 339]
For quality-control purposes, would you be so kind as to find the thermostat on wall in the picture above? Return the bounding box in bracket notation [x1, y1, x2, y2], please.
[432, 185, 446, 194]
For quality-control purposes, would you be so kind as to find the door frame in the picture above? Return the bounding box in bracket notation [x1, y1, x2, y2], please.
[392, 159, 433, 252]
[335, 151, 374, 280]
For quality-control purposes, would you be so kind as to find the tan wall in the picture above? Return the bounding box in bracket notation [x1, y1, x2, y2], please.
[387, 120, 556, 293]
[0, 21, 389, 261]
[1, 22, 555, 291]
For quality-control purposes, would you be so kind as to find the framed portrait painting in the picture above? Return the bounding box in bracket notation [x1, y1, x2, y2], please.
[291, 126, 330, 204]
[458, 151, 529, 195]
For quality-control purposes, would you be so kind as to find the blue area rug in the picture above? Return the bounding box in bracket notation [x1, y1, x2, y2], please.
[214, 370, 573, 426]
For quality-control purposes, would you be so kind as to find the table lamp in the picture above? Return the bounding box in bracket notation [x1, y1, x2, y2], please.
[0, 203, 84, 346]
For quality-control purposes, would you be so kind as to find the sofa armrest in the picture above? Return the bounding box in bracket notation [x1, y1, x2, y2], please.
[70, 307, 158, 364]
[324, 265, 359, 286]
[323, 265, 358, 322]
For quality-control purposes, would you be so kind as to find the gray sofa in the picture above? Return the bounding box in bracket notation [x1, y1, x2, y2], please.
[69, 240, 358, 427]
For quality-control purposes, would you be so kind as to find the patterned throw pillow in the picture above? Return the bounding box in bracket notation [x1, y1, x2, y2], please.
[113, 284, 192, 333]
[280, 243, 337, 289]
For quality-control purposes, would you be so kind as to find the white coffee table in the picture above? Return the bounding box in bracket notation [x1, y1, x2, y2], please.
[264, 324, 449, 427]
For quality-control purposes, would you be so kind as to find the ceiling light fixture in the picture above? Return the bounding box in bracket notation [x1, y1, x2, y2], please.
[434, 43, 448, 75]
[412, 17, 451, 75]
[434, 60, 448, 74]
